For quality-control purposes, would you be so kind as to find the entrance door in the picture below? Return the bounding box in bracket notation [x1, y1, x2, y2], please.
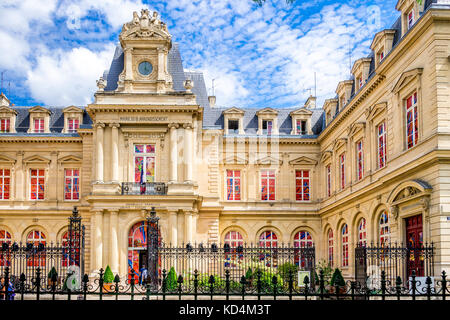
[405, 214, 424, 276]
[139, 251, 147, 270]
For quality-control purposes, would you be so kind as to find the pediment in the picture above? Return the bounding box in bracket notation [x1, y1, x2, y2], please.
[320, 150, 333, 162]
[351, 58, 371, 75]
[29, 106, 51, 114]
[222, 154, 248, 165]
[336, 80, 353, 94]
[366, 102, 387, 121]
[332, 138, 347, 151]
[392, 68, 423, 94]
[256, 108, 278, 116]
[0, 154, 16, 164]
[58, 155, 82, 164]
[289, 156, 317, 166]
[256, 155, 282, 165]
[223, 107, 245, 115]
[0, 106, 17, 115]
[63, 106, 83, 113]
[348, 122, 366, 137]
[23, 155, 51, 164]
[370, 29, 396, 50]
[289, 108, 312, 116]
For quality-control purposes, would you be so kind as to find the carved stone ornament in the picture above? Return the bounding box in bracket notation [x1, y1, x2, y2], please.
[390, 205, 398, 221]
[120, 9, 171, 41]
[184, 79, 194, 92]
[96, 77, 107, 91]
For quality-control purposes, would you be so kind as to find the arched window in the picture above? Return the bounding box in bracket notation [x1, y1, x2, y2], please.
[379, 211, 390, 247]
[294, 231, 313, 248]
[342, 224, 349, 267]
[294, 231, 314, 269]
[0, 229, 12, 267]
[26, 230, 46, 267]
[328, 229, 333, 266]
[358, 218, 367, 247]
[224, 231, 244, 268]
[259, 231, 278, 267]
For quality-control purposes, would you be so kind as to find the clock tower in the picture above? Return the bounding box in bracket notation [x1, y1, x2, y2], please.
[117, 9, 173, 93]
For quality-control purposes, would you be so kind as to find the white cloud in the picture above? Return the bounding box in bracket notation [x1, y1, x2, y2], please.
[26, 44, 115, 105]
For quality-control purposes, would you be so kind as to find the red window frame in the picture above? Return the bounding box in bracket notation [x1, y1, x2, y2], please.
[34, 118, 44, 133]
[295, 170, 310, 201]
[30, 169, 45, 200]
[224, 231, 244, 268]
[226, 170, 241, 201]
[356, 140, 364, 181]
[259, 231, 278, 267]
[339, 153, 346, 190]
[328, 229, 333, 266]
[0, 229, 12, 267]
[26, 230, 46, 267]
[0, 169, 10, 200]
[379, 210, 390, 247]
[296, 120, 307, 135]
[294, 231, 314, 269]
[406, 92, 418, 149]
[358, 218, 367, 247]
[342, 224, 349, 267]
[0, 118, 10, 133]
[64, 169, 80, 200]
[326, 164, 331, 197]
[262, 120, 273, 135]
[377, 122, 387, 169]
[408, 9, 414, 29]
[261, 170, 275, 201]
[68, 118, 79, 133]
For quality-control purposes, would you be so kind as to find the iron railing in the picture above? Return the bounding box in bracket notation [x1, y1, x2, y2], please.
[121, 182, 167, 195]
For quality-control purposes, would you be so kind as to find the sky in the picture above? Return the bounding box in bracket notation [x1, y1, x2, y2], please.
[0, 0, 400, 109]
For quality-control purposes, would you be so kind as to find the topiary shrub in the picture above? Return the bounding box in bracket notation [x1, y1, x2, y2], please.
[330, 268, 345, 287]
[103, 265, 114, 284]
[277, 262, 298, 282]
[48, 267, 58, 279]
[245, 267, 253, 280]
[166, 267, 178, 291]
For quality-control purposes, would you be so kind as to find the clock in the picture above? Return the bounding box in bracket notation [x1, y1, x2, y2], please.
[138, 61, 153, 76]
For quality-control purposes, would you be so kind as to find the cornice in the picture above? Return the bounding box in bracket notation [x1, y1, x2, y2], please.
[0, 136, 82, 143]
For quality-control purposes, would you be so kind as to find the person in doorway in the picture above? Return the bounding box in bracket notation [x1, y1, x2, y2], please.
[139, 267, 148, 285]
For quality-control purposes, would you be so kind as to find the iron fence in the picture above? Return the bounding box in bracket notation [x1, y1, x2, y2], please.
[355, 243, 434, 288]
[1, 266, 448, 301]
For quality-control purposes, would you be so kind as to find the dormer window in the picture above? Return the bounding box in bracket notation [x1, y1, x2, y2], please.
[357, 77, 363, 90]
[408, 9, 415, 30]
[378, 50, 384, 64]
[296, 120, 307, 135]
[68, 118, 79, 133]
[34, 118, 45, 133]
[371, 29, 395, 68]
[262, 120, 273, 135]
[0, 118, 10, 133]
[223, 107, 245, 135]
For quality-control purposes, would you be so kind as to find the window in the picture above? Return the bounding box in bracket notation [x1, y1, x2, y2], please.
[30, 169, 45, 200]
[408, 9, 415, 30]
[378, 50, 384, 63]
[377, 122, 387, 169]
[358, 77, 363, 90]
[296, 120, 307, 135]
[68, 118, 79, 133]
[33, 118, 44, 133]
[228, 120, 239, 134]
[262, 120, 273, 135]
[342, 224, 348, 267]
[26, 230, 46, 267]
[406, 92, 418, 149]
[259, 231, 278, 267]
[339, 153, 346, 189]
[358, 218, 367, 247]
[356, 140, 364, 181]
[294, 231, 313, 248]
[294, 231, 314, 269]
[295, 170, 310, 201]
[64, 169, 80, 200]
[226, 170, 241, 201]
[340, 96, 345, 109]
[134, 144, 156, 183]
[326, 112, 331, 125]
[0, 230, 12, 267]
[0, 169, 10, 200]
[0, 118, 10, 133]
[261, 170, 275, 201]
[328, 229, 333, 266]
[326, 165, 331, 197]
[224, 231, 244, 267]
[379, 210, 390, 247]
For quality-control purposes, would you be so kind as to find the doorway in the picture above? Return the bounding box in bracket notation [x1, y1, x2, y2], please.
[405, 214, 424, 277]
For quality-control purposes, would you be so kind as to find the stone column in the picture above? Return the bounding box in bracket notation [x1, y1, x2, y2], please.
[95, 123, 105, 182]
[169, 210, 178, 246]
[124, 47, 133, 80]
[49, 151, 58, 201]
[110, 123, 120, 183]
[168, 123, 179, 182]
[109, 209, 119, 273]
[15, 151, 24, 201]
[183, 123, 193, 183]
[184, 210, 193, 244]
[94, 210, 104, 271]
[157, 48, 165, 81]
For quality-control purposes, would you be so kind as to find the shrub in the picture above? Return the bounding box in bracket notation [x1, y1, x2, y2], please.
[277, 262, 298, 281]
[103, 265, 115, 284]
[48, 267, 58, 279]
[166, 267, 178, 291]
[315, 259, 333, 283]
[330, 268, 345, 287]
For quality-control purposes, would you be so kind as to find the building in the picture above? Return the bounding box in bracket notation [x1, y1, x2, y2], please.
[0, 0, 449, 279]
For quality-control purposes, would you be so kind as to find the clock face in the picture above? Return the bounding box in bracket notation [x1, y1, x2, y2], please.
[138, 61, 153, 76]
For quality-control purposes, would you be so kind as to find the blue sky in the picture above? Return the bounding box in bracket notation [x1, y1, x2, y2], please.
[0, 0, 399, 108]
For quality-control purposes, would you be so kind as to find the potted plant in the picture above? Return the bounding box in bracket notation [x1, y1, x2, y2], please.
[47, 267, 59, 286]
[102, 265, 115, 292]
[330, 268, 346, 295]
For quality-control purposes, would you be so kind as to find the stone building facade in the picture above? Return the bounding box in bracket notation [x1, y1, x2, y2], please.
[0, 0, 450, 278]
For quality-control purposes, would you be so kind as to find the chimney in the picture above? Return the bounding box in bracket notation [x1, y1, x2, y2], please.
[208, 96, 216, 108]
[0, 93, 10, 107]
[305, 95, 316, 109]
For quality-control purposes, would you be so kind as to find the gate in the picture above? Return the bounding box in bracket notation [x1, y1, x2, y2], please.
[146, 207, 160, 289]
